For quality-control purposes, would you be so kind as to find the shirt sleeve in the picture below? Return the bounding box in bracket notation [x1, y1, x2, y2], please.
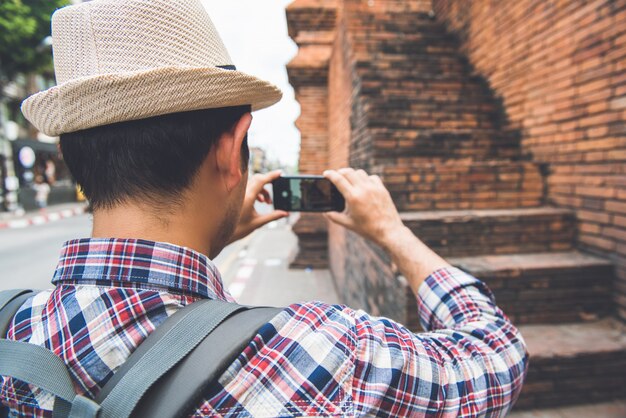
[350, 267, 528, 417]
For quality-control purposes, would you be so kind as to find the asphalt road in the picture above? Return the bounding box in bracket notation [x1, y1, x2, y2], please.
[0, 214, 93, 290]
[0, 213, 246, 291]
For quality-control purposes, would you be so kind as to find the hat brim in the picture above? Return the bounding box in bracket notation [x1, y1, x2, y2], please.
[21, 66, 283, 136]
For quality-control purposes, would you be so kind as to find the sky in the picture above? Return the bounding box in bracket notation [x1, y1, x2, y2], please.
[202, 1, 301, 168]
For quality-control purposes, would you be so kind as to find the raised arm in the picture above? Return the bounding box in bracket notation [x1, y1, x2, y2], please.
[324, 168, 528, 416]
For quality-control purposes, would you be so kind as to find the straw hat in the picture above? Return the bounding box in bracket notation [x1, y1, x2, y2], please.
[21, 0, 283, 136]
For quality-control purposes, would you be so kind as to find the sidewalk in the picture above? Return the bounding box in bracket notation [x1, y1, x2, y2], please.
[214, 219, 341, 307]
[0, 202, 87, 230]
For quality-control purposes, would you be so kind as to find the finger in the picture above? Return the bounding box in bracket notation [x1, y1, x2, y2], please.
[261, 169, 283, 184]
[370, 174, 384, 185]
[257, 188, 271, 203]
[254, 210, 289, 228]
[261, 188, 273, 204]
[340, 167, 366, 186]
[324, 211, 354, 230]
[337, 168, 357, 185]
[355, 169, 369, 185]
[324, 170, 353, 198]
[250, 170, 282, 195]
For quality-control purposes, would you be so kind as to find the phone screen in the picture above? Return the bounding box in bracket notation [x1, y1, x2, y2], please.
[272, 176, 345, 212]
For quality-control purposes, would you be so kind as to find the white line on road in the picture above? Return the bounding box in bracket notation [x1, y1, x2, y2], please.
[228, 258, 257, 299]
[31, 216, 47, 225]
[7, 219, 29, 229]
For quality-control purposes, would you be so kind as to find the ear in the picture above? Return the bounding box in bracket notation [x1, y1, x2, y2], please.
[215, 112, 252, 192]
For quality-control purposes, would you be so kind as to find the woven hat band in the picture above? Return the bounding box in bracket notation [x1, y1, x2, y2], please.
[52, 0, 234, 84]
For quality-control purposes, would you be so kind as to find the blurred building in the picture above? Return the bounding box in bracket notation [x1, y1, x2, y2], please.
[287, 0, 626, 413]
[249, 146, 267, 173]
[0, 75, 76, 211]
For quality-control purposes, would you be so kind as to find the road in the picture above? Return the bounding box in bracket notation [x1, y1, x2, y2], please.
[0, 214, 246, 291]
[0, 212, 339, 307]
[0, 214, 92, 290]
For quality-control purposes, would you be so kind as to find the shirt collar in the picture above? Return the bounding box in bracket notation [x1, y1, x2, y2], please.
[52, 238, 234, 301]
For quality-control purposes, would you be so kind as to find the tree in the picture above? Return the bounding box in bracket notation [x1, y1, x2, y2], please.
[0, 0, 70, 84]
[0, 0, 68, 212]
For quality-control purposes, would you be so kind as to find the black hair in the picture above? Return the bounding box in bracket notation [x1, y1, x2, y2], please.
[60, 105, 251, 210]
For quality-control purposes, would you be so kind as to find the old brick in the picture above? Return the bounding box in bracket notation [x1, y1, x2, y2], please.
[607, 201, 626, 214]
[290, 6, 626, 411]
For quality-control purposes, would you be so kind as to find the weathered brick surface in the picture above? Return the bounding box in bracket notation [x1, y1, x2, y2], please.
[347, 10, 523, 163]
[451, 252, 614, 324]
[286, 0, 338, 269]
[509, 400, 626, 418]
[401, 208, 576, 257]
[286, 0, 338, 42]
[332, 229, 409, 322]
[515, 320, 626, 409]
[287, 0, 624, 410]
[433, 0, 626, 321]
[377, 161, 543, 211]
[290, 213, 330, 269]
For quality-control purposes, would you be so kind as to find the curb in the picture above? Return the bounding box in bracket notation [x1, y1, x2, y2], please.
[0, 206, 86, 230]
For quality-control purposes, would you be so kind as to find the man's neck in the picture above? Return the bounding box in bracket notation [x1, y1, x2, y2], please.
[92, 203, 215, 257]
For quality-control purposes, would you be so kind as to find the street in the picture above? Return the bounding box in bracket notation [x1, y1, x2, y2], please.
[0, 212, 340, 307]
[0, 214, 91, 290]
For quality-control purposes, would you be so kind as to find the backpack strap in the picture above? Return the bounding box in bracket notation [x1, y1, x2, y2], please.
[1, 291, 281, 418]
[0, 289, 36, 337]
[0, 289, 37, 418]
[0, 340, 101, 418]
[0, 289, 100, 418]
[0, 289, 33, 311]
[95, 299, 252, 418]
[131, 306, 281, 418]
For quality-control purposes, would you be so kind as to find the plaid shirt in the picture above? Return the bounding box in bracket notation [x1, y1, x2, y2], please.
[1, 238, 527, 417]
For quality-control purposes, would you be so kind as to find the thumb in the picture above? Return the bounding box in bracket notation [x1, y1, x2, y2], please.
[324, 212, 354, 229]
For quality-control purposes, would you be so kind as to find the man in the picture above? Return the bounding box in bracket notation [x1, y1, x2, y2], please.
[1, 0, 528, 416]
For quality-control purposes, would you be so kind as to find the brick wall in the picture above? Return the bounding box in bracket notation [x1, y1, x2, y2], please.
[327, 12, 352, 290]
[346, 0, 432, 13]
[433, 0, 626, 321]
[286, 0, 338, 269]
[288, 0, 626, 410]
[326, 7, 413, 321]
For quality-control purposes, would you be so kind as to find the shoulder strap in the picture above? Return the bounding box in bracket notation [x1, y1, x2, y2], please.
[0, 289, 36, 337]
[0, 290, 100, 418]
[0, 340, 101, 418]
[132, 306, 281, 418]
[0, 289, 32, 311]
[1, 291, 281, 418]
[96, 299, 248, 418]
[0, 289, 37, 418]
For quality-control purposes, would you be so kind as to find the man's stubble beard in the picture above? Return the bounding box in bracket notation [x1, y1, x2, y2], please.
[210, 178, 246, 259]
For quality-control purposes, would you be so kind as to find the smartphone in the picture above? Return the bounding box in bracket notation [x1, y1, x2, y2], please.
[272, 175, 345, 212]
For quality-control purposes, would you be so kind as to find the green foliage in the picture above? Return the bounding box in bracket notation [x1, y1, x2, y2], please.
[0, 0, 70, 82]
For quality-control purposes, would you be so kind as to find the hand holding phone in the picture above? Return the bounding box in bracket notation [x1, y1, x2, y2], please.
[272, 175, 345, 212]
[322, 168, 404, 249]
[227, 171, 288, 246]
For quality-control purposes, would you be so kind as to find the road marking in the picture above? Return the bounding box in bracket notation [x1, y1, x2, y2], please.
[264, 258, 281, 266]
[7, 219, 29, 229]
[215, 231, 256, 280]
[228, 258, 257, 299]
[31, 216, 46, 225]
[0, 206, 85, 230]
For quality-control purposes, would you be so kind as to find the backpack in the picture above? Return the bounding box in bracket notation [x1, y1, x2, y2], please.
[0, 289, 281, 418]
